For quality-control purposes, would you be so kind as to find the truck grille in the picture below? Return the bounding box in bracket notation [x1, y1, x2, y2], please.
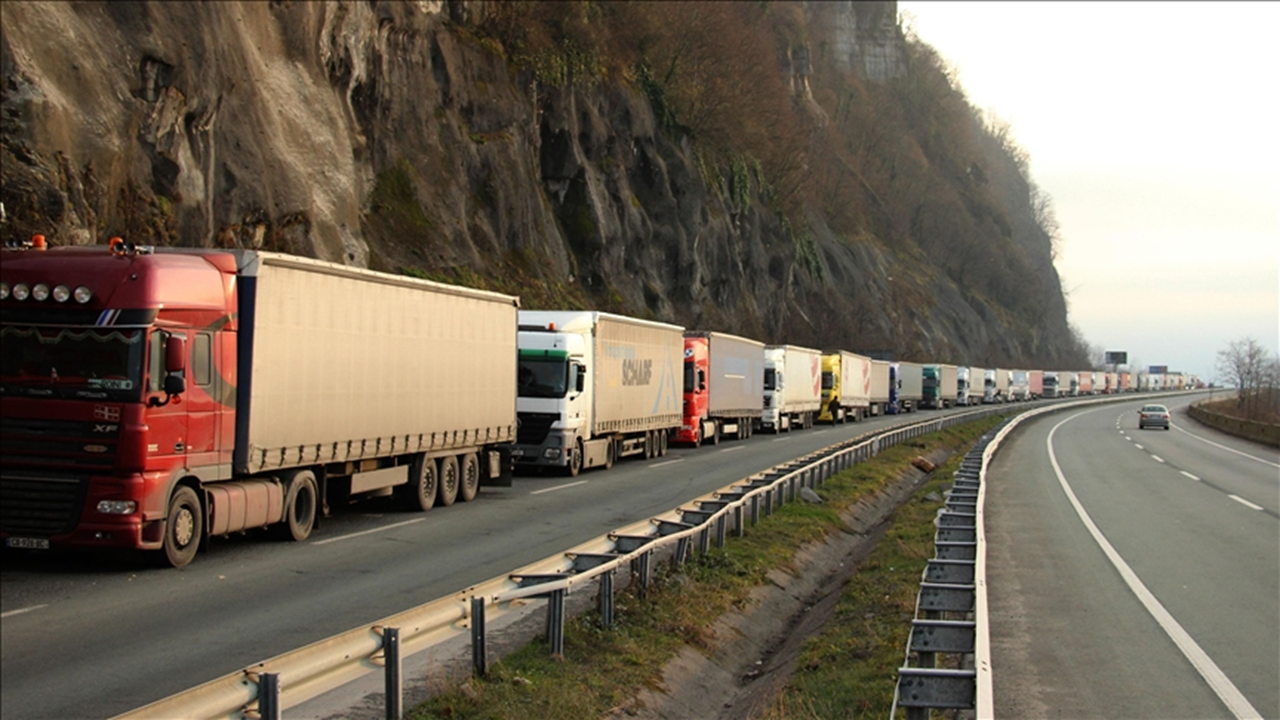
[517, 412, 558, 445]
[0, 473, 87, 536]
[0, 417, 119, 472]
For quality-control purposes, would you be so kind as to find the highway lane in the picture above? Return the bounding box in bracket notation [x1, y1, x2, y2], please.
[985, 394, 1278, 719]
[1, 403, 984, 720]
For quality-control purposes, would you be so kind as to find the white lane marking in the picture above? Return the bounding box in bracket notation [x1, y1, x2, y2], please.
[1229, 495, 1264, 511]
[312, 517, 427, 545]
[1135, 444, 1144, 450]
[719, 446, 745, 453]
[1152, 456, 1165, 463]
[771, 436, 792, 442]
[1180, 471, 1201, 481]
[1173, 422, 1280, 469]
[1047, 414, 1261, 720]
[812, 429, 829, 434]
[649, 459, 684, 468]
[530, 480, 588, 495]
[1126, 437, 1134, 442]
[0, 604, 48, 619]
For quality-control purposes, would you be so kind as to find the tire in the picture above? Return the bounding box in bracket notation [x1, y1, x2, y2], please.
[644, 432, 654, 459]
[564, 440, 583, 477]
[400, 455, 437, 511]
[276, 470, 317, 542]
[659, 430, 669, 456]
[604, 440, 615, 470]
[459, 453, 480, 502]
[438, 455, 460, 506]
[161, 485, 202, 568]
[694, 425, 703, 448]
[710, 424, 720, 445]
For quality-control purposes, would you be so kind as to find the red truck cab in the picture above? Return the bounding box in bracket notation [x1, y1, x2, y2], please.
[1, 239, 236, 565]
[677, 336, 709, 444]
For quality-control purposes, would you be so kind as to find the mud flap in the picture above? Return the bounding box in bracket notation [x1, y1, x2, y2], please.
[481, 446, 513, 487]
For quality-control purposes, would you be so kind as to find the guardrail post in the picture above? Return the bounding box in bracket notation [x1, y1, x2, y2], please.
[259, 673, 280, 720]
[788, 476, 797, 503]
[750, 495, 759, 526]
[599, 570, 614, 628]
[546, 589, 565, 657]
[764, 488, 774, 517]
[735, 504, 745, 537]
[471, 597, 487, 677]
[698, 527, 710, 556]
[635, 551, 651, 599]
[715, 515, 726, 548]
[385, 626, 402, 720]
[674, 537, 690, 567]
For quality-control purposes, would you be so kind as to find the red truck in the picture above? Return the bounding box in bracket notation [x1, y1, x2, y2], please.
[1, 238, 517, 567]
[677, 331, 764, 445]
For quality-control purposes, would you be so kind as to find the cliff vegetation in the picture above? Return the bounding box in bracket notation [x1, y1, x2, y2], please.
[0, 1, 1091, 367]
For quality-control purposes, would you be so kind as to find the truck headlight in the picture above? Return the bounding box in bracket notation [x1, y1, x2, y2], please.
[543, 448, 562, 460]
[97, 500, 138, 515]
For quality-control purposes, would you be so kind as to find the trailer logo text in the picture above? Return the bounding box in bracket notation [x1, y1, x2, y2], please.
[622, 358, 653, 386]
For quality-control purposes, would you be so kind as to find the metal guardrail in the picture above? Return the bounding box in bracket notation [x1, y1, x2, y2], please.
[121, 394, 1188, 720]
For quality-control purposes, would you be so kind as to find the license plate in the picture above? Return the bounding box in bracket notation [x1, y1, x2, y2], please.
[6, 537, 50, 550]
[510, 448, 525, 457]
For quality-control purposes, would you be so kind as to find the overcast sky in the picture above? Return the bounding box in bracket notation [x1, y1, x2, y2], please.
[899, 1, 1279, 382]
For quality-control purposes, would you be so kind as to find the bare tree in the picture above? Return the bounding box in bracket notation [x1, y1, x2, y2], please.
[1216, 337, 1276, 419]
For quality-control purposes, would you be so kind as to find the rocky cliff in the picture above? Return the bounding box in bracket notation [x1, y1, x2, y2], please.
[0, 1, 1088, 368]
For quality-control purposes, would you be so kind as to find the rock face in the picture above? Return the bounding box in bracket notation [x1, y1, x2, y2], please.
[0, 1, 1084, 367]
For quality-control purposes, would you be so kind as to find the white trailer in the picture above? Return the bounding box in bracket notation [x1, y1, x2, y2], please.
[1009, 370, 1030, 401]
[870, 360, 892, 416]
[514, 311, 683, 475]
[762, 345, 822, 432]
[893, 361, 924, 413]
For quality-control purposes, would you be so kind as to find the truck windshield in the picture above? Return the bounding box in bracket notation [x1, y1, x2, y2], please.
[0, 326, 145, 401]
[518, 358, 568, 398]
[684, 360, 695, 393]
[821, 372, 834, 390]
[764, 368, 776, 391]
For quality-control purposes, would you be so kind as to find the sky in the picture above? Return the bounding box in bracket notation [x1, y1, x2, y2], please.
[898, 2, 1279, 383]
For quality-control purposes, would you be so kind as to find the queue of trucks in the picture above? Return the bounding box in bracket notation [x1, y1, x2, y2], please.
[0, 240, 1177, 567]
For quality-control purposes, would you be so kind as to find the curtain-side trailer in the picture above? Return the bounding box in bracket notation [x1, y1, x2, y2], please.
[514, 311, 683, 475]
[820, 350, 872, 422]
[679, 331, 764, 445]
[762, 345, 822, 431]
[0, 243, 517, 567]
[869, 360, 891, 416]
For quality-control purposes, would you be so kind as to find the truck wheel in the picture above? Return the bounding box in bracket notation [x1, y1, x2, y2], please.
[161, 485, 202, 569]
[459, 453, 480, 502]
[604, 440, 615, 470]
[277, 470, 317, 542]
[400, 455, 437, 511]
[694, 426, 703, 448]
[565, 439, 584, 476]
[659, 430, 669, 456]
[710, 425, 720, 445]
[438, 455, 459, 506]
[644, 432, 654, 459]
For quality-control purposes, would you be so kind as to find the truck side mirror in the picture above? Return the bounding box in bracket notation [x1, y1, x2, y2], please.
[165, 336, 187, 373]
[698, 369, 707, 391]
[164, 374, 186, 396]
[575, 365, 586, 393]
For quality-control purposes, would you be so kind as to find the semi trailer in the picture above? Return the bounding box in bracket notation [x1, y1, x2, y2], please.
[513, 311, 683, 475]
[920, 364, 957, 409]
[678, 331, 764, 445]
[869, 360, 892, 416]
[762, 345, 822, 432]
[0, 241, 517, 567]
[819, 350, 872, 423]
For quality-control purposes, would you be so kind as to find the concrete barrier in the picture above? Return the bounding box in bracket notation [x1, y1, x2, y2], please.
[1188, 400, 1280, 448]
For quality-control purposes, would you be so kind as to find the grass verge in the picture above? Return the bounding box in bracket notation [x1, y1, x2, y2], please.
[408, 415, 1009, 720]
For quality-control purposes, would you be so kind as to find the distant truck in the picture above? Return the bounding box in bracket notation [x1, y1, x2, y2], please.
[1078, 371, 1094, 395]
[1042, 371, 1062, 398]
[514, 311, 682, 475]
[869, 359, 892, 416]
[0, 241, 517, 567]
[1118, 371, 1133, 392]
[820, 350, 872, 423]
[956, 367, 975, 406]
[1009, 370, 1031, 402]
[1064, 371, 1080, 396]
[890, 361, 924, 413]
[762, 345, 822, 431]
[921, 364, 958, 409]
[1028, 370, 1044, 399]
[983, 368, 1009, 403]
[678, 331, 764, 445]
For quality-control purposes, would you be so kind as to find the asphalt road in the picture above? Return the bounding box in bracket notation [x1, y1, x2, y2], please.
[2, 403, 983, 720]
[985, 393, 1279, 719]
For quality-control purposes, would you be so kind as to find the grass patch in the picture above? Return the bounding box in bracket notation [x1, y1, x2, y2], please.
[409, 415, 1007, 719]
